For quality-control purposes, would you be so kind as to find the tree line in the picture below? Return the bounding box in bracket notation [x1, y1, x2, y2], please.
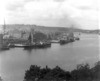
[24, 61, 100, 81]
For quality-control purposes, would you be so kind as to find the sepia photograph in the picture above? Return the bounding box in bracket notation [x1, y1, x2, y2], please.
[0, 0, 99, 81]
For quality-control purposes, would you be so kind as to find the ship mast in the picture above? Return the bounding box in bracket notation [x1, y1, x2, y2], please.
[3, 19, 6, 35]
[30, 28, 34, 44]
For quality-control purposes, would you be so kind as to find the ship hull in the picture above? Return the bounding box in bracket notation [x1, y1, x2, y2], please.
[0, 47, 9, 50]
[24, 43, 51, 49]
[60, 40, 69, 45]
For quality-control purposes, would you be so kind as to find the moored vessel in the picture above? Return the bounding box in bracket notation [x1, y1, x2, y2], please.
[23, 30, 51, 49]
[0, 20, 9, 50]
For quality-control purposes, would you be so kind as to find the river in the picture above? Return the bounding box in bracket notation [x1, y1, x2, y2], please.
[0, 34, 100, 81]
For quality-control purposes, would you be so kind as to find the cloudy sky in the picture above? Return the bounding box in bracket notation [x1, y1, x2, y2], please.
[0, 0, 99, 30]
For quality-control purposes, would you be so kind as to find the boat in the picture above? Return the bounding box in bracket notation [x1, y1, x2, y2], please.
[59, 39, 69, 45]
[0, 45, 9, 50]
[0, 19, 9, 50]
[24, 31, 51, 49]
[59, 33, 75, 45]
[36, 41, 51, 48]
[24, 41, 51, 49]
[8, 43, 35, 48]
[60, 40, 69, 45]
[75, 37, 80, 40]
[0, 47, 9, 50]
[51, 40, 60, 43]
[23, 43, 36, 49]
[14, 44, 27, 47]
[0, 43, 9, 50]
[8, 43, 15, 48]
[0, 38, 10, 50]
[69, 38, 75, 42]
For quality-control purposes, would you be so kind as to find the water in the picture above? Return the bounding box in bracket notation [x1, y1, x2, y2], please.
[0, 34, 100, 81]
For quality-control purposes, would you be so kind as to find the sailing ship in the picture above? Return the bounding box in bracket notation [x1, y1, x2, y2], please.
[0, 19, 9, 50]
[23, 31, 35, 49]
[24, 30, 51, 49]
[8, 28, 51, 49]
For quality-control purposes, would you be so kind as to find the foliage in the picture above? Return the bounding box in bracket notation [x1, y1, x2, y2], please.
[24, 61, 100, 81]
[0, 76, 2, 81]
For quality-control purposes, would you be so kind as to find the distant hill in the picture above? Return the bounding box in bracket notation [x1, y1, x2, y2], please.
[1, 24, 99, 34]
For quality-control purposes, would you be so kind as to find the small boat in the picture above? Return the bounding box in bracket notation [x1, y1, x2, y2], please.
[8, 43, 15, 48]
[60, 39, 69, 45]
[14, 44, 26, 47]
[75, 37, 80, 40]
[8, 43, 25, 47]
[24, 41, 51, 49]
[23, 44, 35, 49]
[0, 44, 9, 50]
[38, 42, 51, 48]
[60, 37, 75, 45]
[69, 38, 75, 42]
[24, 31, 51, 49]
[0, 46, 9, 50]
[51, 40, 60, 43]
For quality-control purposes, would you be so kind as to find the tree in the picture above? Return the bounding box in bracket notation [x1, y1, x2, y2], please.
[24, 61, 100, 81]
[71, 63, 92, 80]
[24, 65, 41, 81]
[92, 61, 100, 79]
[40, 65, 51, 79]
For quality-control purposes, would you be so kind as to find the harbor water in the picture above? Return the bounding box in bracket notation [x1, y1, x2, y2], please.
[0, 34, 100, 81]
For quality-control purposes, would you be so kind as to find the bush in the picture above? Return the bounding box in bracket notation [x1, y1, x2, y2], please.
[24, 61, 100, 81]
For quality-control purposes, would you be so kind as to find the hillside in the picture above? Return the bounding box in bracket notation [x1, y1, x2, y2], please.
[1, 24, 99, 34]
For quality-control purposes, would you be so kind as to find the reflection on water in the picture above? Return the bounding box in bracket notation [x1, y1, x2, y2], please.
[0, 34, 100, 81]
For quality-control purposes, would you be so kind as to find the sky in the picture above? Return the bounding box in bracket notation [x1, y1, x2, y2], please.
[0, 0, 99, 30]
